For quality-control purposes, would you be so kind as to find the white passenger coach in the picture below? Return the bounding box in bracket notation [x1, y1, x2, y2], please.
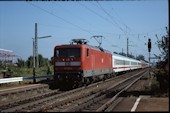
[112, 53, 142, 73]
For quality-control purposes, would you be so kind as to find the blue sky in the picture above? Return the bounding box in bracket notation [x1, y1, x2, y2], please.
[0, 0, 168, 62]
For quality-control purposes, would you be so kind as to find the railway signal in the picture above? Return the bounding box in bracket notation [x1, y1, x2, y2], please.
[147, 38, 152, 70]
[148, 38, 151, 52]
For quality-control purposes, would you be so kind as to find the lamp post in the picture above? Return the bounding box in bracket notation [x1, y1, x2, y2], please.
[36, 35, 51, 68]
[32, 35, 51, 83]
[32, 23, 52, 83]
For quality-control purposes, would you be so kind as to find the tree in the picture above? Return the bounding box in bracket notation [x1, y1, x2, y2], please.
[26, 54, 51, 68]
[118, 52, 126, 56]
[154, 26, 169, 93]
[26, 56, 33, 68]
[17, 58, 25, 68]
[38, 54, 43, 67]
[46, 65, 52, 75]
[50, 56, 54, 65]
[127, 54, 135, 59]
[156, 26, 169, 61]
[38, 54, 50, 67]
[136, 55, 145, 61]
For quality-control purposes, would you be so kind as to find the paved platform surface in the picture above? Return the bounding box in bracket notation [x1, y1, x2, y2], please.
[136, 96, 169, 112]
[113, 96, 169, 112]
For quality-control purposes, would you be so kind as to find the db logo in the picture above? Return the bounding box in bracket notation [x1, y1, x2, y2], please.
[65, 62, 71, 66]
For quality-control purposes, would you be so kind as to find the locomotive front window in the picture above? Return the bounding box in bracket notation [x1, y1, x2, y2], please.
[56, 48, 81, 58]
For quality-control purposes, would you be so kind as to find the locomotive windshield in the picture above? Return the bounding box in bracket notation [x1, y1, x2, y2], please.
[56, 48, 81, 58]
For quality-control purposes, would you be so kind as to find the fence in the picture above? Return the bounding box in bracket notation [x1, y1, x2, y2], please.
[0, 75, 53, 84]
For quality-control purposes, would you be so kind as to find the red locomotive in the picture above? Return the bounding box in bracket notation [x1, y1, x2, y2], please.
[53, 39, 113, 88]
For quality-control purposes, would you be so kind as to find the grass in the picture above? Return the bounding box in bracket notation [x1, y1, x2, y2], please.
[0, 65, 54, 77]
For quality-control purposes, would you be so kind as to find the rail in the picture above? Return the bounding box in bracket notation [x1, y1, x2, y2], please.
[0, 75, 53, 84]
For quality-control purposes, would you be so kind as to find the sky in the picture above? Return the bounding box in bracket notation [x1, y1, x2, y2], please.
[0, 0, 168, 62]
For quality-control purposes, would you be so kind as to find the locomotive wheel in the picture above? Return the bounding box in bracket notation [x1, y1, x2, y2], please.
[84, 78, 90, 86]
[103, 74, 107, 81]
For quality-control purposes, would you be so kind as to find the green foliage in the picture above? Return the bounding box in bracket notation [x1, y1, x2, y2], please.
[50, 56, 54, 65]
[46, 66, 52, 75]
[0, 54, 54, 77]
[26, 56, 33, 68]
[153, 26, 169, 95]
[1, 65, 54, 77]
[127, 54, 135, 59]
[156, 26, 169, 61]
[17, 58, 26, 68]
[16, 54, 52, 68]
[136, 54, 145, 61]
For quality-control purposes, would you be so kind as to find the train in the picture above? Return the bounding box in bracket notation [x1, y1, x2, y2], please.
[53, 39, 149, 89]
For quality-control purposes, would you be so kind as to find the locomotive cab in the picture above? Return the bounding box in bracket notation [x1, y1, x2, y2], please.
[54, 39, 88, 88]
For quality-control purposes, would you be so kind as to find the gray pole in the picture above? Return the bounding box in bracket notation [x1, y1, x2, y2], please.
[127, 38, 129, 57]
[33, 38, 35, 70]
[33, 23, 37, 83]
[35, 23, 39, 68]
[33, 37, 36, 83]
[149, 52, 150, 66]
[149, 51, 151, 76]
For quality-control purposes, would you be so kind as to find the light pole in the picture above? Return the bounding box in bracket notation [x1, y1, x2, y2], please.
[33, 37, 36, 83]
[32, 35, 51, 83]
[32, 23, 52, 83]
[127, 38, 136, 57]
[36, 35, 51, 68]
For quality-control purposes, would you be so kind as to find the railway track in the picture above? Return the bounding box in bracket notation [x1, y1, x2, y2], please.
[48, 69, 147, 112]
[0, 89, 63, 112]
[0, 84, 50, 103]
[0, 69, 148, 112]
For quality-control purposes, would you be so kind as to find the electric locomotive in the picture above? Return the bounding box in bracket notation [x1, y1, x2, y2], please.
[54, 39, 113, 88]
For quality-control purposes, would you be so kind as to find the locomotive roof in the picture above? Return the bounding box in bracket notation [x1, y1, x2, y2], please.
[87, 44, 112, 54]
[57, 44, 112, 54]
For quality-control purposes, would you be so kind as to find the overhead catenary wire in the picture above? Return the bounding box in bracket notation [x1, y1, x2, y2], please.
[55, 2, 95, 29]
[77, 2, 120, 29]
[93, 1, 129, 32]
[108, 4, 139, 37]
[27, 2, 165, 40]
[94, 1, 142, 46]
[27, 0, 166, 55]
[98, 1, 167, 42]
[96, 1, 127, 35]
[27, 2, 93, 35]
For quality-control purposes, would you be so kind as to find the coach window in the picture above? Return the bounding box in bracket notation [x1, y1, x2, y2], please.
[86, 49, 89, 57]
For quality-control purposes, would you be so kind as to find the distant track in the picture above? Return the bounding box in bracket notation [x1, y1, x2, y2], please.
[0, 83, 50, 104]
